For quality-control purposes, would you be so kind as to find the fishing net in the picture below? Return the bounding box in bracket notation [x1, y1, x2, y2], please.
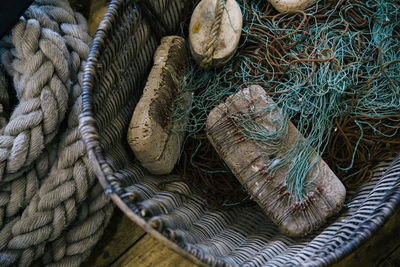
[170, 0, 400, 206]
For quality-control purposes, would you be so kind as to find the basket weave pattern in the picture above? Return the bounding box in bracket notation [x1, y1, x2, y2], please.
[79, 0, 400, 266]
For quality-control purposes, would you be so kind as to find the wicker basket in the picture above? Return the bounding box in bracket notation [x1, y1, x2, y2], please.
[79, 0, 400, 266]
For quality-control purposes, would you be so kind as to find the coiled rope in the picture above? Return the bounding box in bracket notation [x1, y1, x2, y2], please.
[0, 0, 113, 265]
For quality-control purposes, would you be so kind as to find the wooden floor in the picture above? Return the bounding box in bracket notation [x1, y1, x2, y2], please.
[83, 205, 400, 267]
[83, 209, 194, 267]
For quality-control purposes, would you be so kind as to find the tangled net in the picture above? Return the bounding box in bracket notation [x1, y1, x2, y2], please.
[172, 0, 400, 206]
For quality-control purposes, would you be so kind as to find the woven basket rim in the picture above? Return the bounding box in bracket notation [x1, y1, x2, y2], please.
[79, 0, 400, 266]
[79, 1, 208, 265]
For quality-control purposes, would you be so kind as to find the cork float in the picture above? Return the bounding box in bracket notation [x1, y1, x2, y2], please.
[206, 85, 346, 236]
[189, 0, 242, 70]
[127, 36, 191, 175]
[267, 0, 317, 12]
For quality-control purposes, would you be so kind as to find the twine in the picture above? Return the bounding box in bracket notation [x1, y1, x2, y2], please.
[200, 0, 225, 70]
[175, 0, 400, 204]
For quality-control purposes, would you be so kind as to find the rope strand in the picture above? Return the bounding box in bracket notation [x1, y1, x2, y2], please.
[200, 0, 225, 70]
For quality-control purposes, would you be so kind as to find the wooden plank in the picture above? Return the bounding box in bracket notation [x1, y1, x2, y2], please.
[377, 244, 400, 267]
[334, 205, 400, 267]
[83, 209, 146, 267]
[87, 207, 400, 267]
[87, 0, 109, 35]
[112, 234, 197, 267]
[84, 207, 400, 267]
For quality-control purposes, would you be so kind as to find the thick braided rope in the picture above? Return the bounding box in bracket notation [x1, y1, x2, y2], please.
[0, 85, 137, 265]
[0, 88, 137, 266]
[0, 107, 126, 266]
[42, 161, 145, 266]
[0, 146, 56, 228]
[0, 48, 56, 230]
[0, 183, 113, 267]
[0, 1, 114, 266]
[0, 0, 91, 183]
[0, 52, 136, 265]
[0, 63, 57, 228]
[0, 54, 92, 267]
[0, 1, 91, 230]
[199, 0, 225, 70]
[41, 183, 114, 266]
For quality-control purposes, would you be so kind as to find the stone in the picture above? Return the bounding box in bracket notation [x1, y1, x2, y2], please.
[127, 36, 191, 175]
[206, 85, 346, 237]
[189, 0, 242, 69]
[267, 0, 317, 13]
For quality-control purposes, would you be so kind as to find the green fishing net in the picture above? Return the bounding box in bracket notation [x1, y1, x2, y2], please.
[170, 0, 400, 205]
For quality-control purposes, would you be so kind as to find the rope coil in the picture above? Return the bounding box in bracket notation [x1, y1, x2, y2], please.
[0, 1, 113, 265]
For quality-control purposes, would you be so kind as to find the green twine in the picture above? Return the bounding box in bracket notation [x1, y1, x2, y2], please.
[172, 0, 400, 203]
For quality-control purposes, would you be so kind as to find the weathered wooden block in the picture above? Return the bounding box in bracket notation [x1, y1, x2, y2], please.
[189, 0, 242, 69]
[127, 36, 191, 175]
[267, 0, 317, 13]
[206, 85, 346, 236]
